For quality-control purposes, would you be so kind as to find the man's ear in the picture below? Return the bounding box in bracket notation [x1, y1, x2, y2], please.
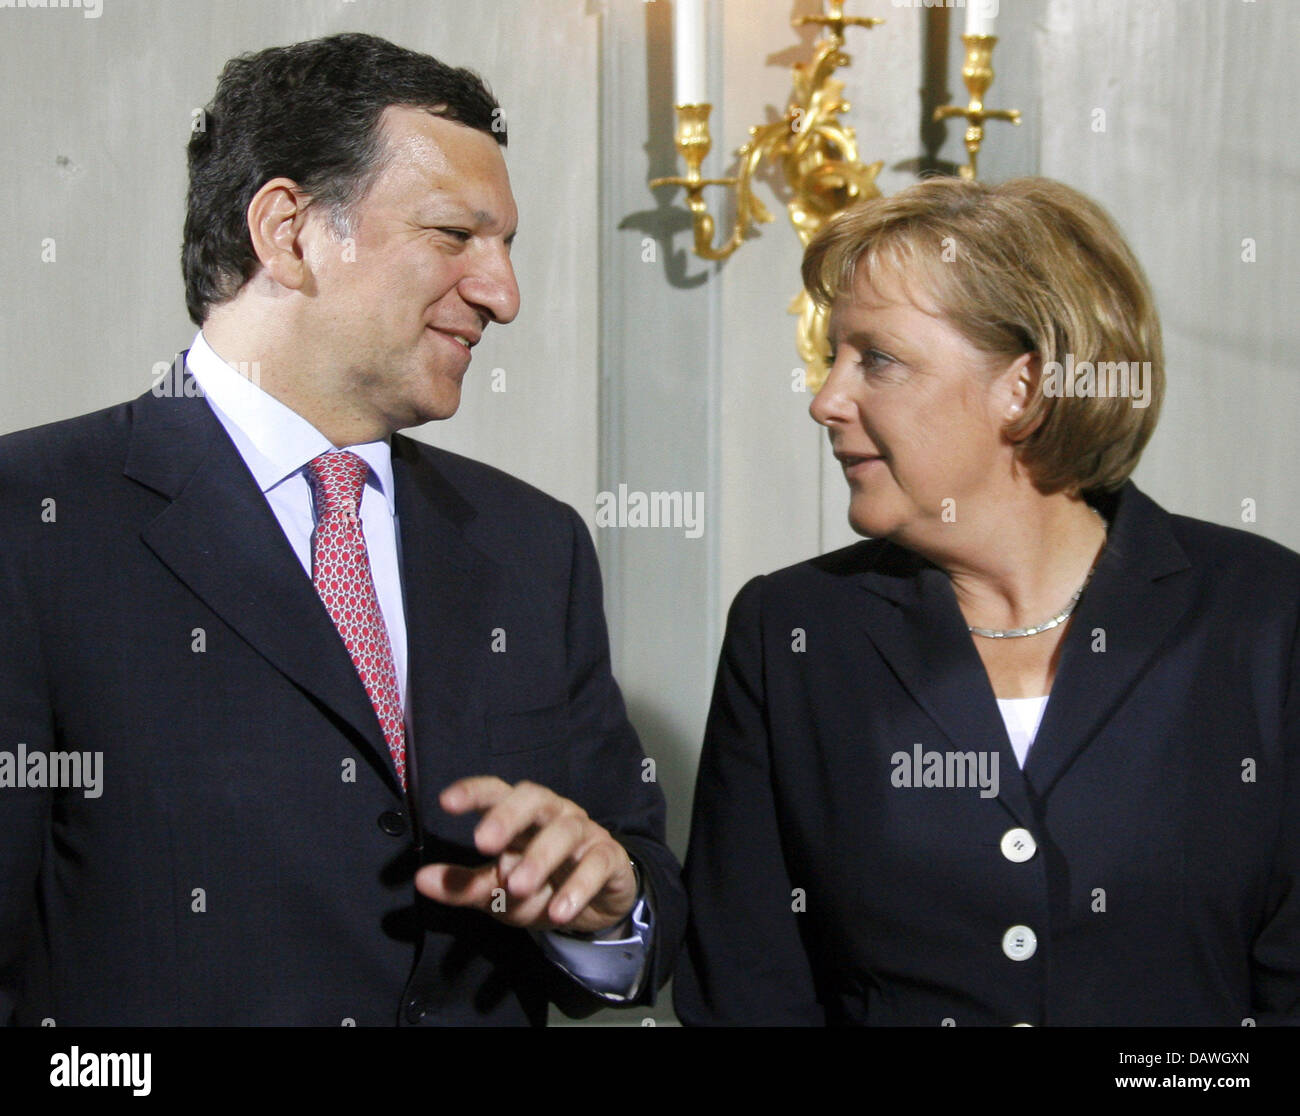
[245, 177, 313, 293]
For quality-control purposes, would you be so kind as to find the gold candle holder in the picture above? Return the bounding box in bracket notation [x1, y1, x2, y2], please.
[650, 1, 884, 385]
[649, 104, 748, 262]
[933, 34, 1021, 181]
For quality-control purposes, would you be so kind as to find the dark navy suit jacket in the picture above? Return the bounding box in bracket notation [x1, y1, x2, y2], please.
[675, 482, 1300, 1025]
[0, 368, 684, 1025]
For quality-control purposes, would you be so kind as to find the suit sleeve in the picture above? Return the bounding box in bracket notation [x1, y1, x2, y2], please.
[674, 575, 825, 1025]
[545, 505, 686, 1011]
[1251, 605, 1300, 1023]
[0, 522, 55, 1025]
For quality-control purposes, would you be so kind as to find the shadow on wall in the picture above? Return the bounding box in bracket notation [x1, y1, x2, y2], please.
[899, 3, 963, 179]
[618, 0, 711, 290]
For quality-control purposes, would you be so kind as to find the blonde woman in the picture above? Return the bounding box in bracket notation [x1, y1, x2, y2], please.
[675, 177, 1300, 1026]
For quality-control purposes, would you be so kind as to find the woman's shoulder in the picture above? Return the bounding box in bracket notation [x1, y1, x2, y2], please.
[1164, 508, 1300, 573]
[731, 537, 922, 611]
[1136, 490, 1300, 599]
[1099, 485, 1300, 632]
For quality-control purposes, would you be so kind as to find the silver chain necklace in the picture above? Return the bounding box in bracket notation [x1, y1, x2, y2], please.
[967, 510, 1107, 640]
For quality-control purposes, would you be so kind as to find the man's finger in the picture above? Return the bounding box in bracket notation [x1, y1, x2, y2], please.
[502, 811, 589, 898]
[416, 861, 561, 927]
[547, 841, 630, 926]
[415, 862, 499, 908]
[495, 882, 556, 928]
[471, 781, 566, 856]
[438, 775, 513, 817]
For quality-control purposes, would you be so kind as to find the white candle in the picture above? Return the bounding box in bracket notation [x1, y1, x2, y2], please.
[674, 0, 707, 105]
[965, 0, 998, 38]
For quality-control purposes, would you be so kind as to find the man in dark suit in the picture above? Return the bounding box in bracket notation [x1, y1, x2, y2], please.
[0, 32, 684, 1026]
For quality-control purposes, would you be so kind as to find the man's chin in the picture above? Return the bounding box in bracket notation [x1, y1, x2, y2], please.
[401, 391, 463, 430]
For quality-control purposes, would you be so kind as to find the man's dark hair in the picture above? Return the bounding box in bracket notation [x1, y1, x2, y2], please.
[182, 32, 505, 325]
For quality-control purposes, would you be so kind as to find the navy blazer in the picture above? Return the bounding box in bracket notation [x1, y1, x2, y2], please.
[0, 366, 684, 1025]
[675, 482, 1300, 1026]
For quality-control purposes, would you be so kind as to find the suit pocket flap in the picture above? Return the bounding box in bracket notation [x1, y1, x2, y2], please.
[485, 703, 569, 754]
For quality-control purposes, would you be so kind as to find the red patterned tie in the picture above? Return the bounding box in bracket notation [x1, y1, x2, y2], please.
[306, 451, 407, 789]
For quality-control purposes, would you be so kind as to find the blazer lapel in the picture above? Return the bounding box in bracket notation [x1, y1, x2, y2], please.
[854, 545, 1035, 828]
[390, 435, 499, 806]
[1023, 483, 1194, 798]
[123, 372, 396, 782]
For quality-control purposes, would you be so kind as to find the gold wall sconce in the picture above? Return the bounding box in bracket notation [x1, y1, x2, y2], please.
[650, 1, 1020, 391]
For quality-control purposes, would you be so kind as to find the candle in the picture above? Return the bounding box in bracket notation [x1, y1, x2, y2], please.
[674, 0, 707, 106]
[965, 0, 998, 38]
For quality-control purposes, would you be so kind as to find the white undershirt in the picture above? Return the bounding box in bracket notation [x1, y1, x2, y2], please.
[996, 696, 1050, 768]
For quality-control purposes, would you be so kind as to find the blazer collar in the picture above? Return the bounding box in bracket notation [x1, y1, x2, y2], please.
[852, 482, 1194, 823]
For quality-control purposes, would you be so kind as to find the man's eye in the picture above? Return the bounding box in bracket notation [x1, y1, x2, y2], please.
[439, 228, 471, 242]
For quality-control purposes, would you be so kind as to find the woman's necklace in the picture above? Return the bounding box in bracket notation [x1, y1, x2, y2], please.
[967, 509, 1107, 640]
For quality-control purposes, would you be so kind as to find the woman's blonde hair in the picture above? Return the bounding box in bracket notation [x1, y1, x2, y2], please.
[802, 176, 1164, 495]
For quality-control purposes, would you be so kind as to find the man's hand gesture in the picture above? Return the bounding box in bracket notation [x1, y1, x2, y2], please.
[415, 776, 639, 935]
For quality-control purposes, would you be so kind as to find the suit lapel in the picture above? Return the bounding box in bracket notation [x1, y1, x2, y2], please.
[1023, 483, 1194, 798]
[124, 372, 396, 783]
[390, 434, 499, 804]
[854, 545, 1035, 827]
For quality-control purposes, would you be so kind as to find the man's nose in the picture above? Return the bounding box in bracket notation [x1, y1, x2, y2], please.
[462, 246, 520, 325]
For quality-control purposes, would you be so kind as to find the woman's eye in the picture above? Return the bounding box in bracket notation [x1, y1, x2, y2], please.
[828, 346, 896, 376]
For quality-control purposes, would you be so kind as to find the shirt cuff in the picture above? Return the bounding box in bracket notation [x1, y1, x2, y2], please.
[535, 889, 654, 1002]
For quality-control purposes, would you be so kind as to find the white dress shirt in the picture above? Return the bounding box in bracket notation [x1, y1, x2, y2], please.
[185, 331, 650, 1001]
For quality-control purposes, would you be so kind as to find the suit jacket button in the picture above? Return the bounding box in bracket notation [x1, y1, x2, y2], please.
[405, 997, 427, 1024]
[1002, 925, 1038, 961]
[999, 827, 1037, 862]
[378, 810, 407, 837]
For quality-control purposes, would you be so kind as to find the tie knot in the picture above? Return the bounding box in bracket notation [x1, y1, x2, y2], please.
[306, 451, 369, 517]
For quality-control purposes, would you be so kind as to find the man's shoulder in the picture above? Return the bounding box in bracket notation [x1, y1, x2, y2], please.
[0, 397, 139, 488]
[393, 436, 596, 581]
[397, 434, 567, 516]
[392, 434, 587, 569]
